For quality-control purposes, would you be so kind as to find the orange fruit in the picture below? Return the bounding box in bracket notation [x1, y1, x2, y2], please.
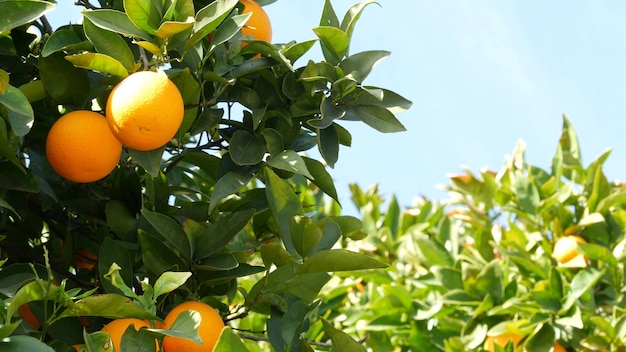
[101, 318, 155, 352]
[553, 235, 587, 267]
[74, 249, 97, 271]
[18, 303, 41, 329]
[483, 333, 523, 351]
[240, 0, 272, 43]
[162, 301, 225, 352]
[46, 110, 122, 183]
[554, 343, 566, 352]
[72, 345, 87, 352]
[106, 71, 184, 151]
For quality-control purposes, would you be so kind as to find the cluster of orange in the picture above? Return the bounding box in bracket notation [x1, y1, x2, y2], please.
[45, 0, 272, 184]
[20, 299, 224, 351]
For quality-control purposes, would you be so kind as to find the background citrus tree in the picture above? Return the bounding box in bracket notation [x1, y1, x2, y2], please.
[0, 0, 411, 351]
[315, 116, 626, 351]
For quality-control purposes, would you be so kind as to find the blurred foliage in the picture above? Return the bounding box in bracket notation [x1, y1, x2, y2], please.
[313, 116, 626, 351]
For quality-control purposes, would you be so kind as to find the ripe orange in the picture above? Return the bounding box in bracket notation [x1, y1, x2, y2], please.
[553, 235, 587, 267]
[101, 318, 155, 352]
[105, 71, 184, 151]
[162, 301, 225, 352]
[46, 110, 122, 183]
[484, 333, 524, 351]
[74, 249, 97, 271]
[554, 343, 566, 352]
[240, 0, 272, 43]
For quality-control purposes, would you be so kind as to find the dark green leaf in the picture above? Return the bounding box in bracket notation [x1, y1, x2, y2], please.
[561, 269, 604, 312]
[141, 209, 191, 259]
[0, 0, 54, 33]
[193, 209, 255, 260]
[339, 50, 389, 82]
[41, 28, 86, 57]
[98, 237, 134, 295]
[0, 85, 33, 136]
[58, 293, 159, 320]
[267, 150, 313, 179]
[229, 130, 266, 166]
[349, 104, 406, 133]
[0, 335, 54, 352]
[129, 147, 164, 177]
[321, 319, 366, 352]
[83, 17, 136, 72]
[264, 168, 303, 256]
[184, 0, 239, 52]
[209, 171, 253, 212]
[303, 156, 338, 201]
[139, 232, 188, 275]
[290, 216, 323, 258]
[318, 123, 339, 168]
[39, 52, 90, 106]
[312, 26, 349, 65]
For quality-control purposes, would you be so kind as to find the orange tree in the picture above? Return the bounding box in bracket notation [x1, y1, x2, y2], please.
[0, 0, 411, 350]
[316, 116, 626, 351]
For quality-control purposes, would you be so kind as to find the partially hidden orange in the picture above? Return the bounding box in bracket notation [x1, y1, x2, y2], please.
[101, 318, 157, 352]
[240, 0, 272, 43]
[46, 110, 122, 183]
[106, 71, 184, 151]
[162, 301, 225, 352]
[553, 235, 587, 268]
[484, 333, 524, 351]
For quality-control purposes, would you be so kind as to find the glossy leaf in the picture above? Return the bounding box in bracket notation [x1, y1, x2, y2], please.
[0, 335, 54, 352]
[59, 293, 159, 320]
[340, 0, 379, 51]
[0, 0, 54, 33]
[264, 168, 304, 256]
[184, 0, 239, 52]
[124, 0, 162, 35]
[82, 9, 152, 40]
[192, 209, 255, 260]
[141, 209, 192, 259]
[41, 28, 87, 57]
[267, 150, 313, 179]
[312, 26, 349, 65]
[129, 147, 165, 177]
[0, 85, 34, 136]
[321, 319, 366, 352]
[209, 171, 253, 212]
[229, 130, 266, 166]
[339, 50, 389, 82]
[83, 17, 136, 72]
[39, 52, 90, 105]
[214, 327, 251, 352]
[303, 156, 338, 201]
[65, 52, 129, 77]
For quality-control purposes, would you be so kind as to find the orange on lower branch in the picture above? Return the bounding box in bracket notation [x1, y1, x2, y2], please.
[162, 301, 225, 352]
[101, 318, 157, 352]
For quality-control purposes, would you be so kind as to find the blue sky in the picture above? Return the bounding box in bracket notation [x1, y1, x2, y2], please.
[48, 1, 626, 212]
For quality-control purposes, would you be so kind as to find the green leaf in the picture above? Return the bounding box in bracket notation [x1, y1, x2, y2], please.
[267, 150, 313, 179]
[156, 19, 194, 39]
[525, 324, 555, 352]
[474, 261, 504, 304]
[184, 0, 239, 52]
[99, 237, 134, 295]
[124, 0, 162, 35]
[312, 26, 349, 65]
[514, 173, 540, 217]
[153, 271, 192, 299]
[119, 324, 158, 352]
[7, 280, 59, 321]
[229, 130, 266, 166]
[561, 269, 604, 312]
[65, 52, 129, 78]
[340, 0, 379, 52]
[157, 310, 203, 345]
[0, 0, 54, 33]
[303, 156, 338, 201]
[0, 85, 34, 136]
[318, 123, 339, 168]
[339, 50, 389, 82]
[105, 200, 138, 238]
[58, 293, 159, 320]
[0, 335, 54, 352]
[85, 331, 114, 352]
[319, 0, 339, 28]
[214, 327, 250, 352]
[41, 28, 89, 57]
[195, 253, 238, 271]
[209, 171, 253, 212]
[290, 216, 323, 258]
[82, 9, 152, 40]
[129, 147, 165, 177]
[103, 262, 137, 299]
[83, 17, 136, 73]
[0, 321, 20, 340]
[309, 95, 346, 129]
[348, 104, 406, 133]
[0, 68, 8, 94]
[298, 249, 387, 273]
[39, 52, 90, 106]
[282, 40, 317, 63]
[192, 209, 255, 260]
[264, 168, 304, 256]
[321, 319, 366, 352]
[415, 237, 453, 267]
[141, 209, 192, 260]
[139, 232, 188, 275]
[559, 114, 583, 180]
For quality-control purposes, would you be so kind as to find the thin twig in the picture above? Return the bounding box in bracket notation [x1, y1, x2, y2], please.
[74, 0, 99, 10]
[138, 46, 150, 71]
[40, 16, 53, 34]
